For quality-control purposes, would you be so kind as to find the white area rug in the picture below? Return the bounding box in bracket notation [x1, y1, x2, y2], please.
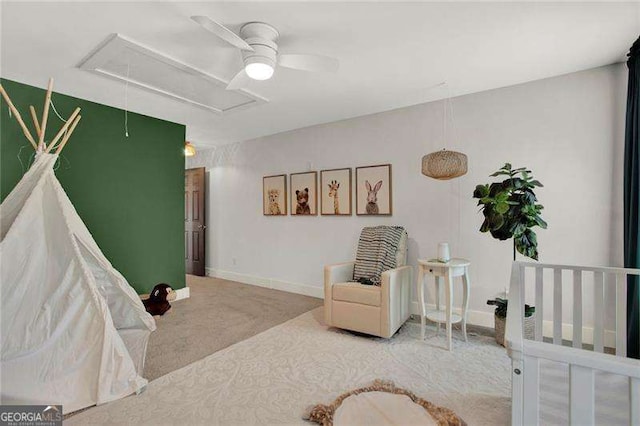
[67, 308, 512, 425]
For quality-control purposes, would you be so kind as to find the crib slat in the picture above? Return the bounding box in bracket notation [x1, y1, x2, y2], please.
[570, 365, 595, 426]
[553, 268, 562, 345]
[523, 355, 540, 423]
[631, 377, 639, 426]
[535, 267, 543, 341]
[616, 273, 627, 357]
[593, 272, 604, 353]
[572, 270, 582, 349]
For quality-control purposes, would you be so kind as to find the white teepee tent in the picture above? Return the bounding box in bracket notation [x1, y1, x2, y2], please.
[0, 79, 156, 413]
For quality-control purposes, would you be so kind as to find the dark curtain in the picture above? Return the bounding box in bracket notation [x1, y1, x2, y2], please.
[625, 37, 640, 359]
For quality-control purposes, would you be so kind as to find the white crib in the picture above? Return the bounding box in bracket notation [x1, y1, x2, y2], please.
[505, 261, 640, 425]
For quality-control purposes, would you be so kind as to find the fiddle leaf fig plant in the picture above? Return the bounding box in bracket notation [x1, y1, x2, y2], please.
[473, 163, 547, 260]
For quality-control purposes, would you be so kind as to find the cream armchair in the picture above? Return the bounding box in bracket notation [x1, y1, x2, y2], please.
[324, 235, 413, 338]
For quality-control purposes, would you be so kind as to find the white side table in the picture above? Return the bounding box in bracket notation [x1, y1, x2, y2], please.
[416, 258, 471, 351]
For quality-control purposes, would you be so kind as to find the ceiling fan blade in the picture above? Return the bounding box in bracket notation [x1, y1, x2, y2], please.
[191, 16, 254, 51]
[278, 54, 339, 73]
[226, 68, 250, 90]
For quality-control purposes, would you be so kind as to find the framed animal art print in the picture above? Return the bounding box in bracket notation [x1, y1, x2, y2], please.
[355, 164, 392, 215]
[320, 168, 352, 215]
[263, 174, 287, 216]
[290, 171, 318, 216]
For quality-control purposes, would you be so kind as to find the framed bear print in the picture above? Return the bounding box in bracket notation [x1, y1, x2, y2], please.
[356, 164, 392, 215]
[290, 171, 317, 216]
[263, 174, 287, 216]
[320, 168, 352, 215]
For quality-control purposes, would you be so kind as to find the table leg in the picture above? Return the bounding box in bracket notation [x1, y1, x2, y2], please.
[435, 276, 441, 336]
[462, 267, 470, 342]
[446, 270, 453, 351]
[418, 266, 426, 340]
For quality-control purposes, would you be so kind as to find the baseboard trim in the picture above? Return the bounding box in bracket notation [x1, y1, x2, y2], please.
[204, 269, 614, 347]
[174, 286, 190, 301]
[410, 301, 615, 347]
[205, 268, 323, 299]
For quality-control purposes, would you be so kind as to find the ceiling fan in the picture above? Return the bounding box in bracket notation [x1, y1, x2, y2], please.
[191, 16, 339, 90]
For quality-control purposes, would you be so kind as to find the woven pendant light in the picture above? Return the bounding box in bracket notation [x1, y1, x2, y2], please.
[421, 82, 467, 180]
[422, 149, 467, 180]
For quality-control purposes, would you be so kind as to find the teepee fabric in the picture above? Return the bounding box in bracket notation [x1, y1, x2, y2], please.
[0, 153, 156, 413]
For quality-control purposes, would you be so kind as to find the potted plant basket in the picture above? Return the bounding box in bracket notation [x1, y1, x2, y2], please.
[487, 298, 535, 346]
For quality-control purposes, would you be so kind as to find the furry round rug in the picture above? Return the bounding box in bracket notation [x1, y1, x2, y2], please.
[303, 380, 466, 426]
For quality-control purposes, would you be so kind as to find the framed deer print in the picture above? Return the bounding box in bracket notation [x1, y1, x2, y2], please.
[263, 174, 287, 216]
[356, 164, 392, 215]
[320, 168, 352, 215]
[290, 171, 318, 216]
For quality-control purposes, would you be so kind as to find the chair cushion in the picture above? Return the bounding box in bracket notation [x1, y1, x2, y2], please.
[333, 282, 381, 307]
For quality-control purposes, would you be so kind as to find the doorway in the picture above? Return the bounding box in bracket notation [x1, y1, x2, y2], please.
[185, 167, 206, 276]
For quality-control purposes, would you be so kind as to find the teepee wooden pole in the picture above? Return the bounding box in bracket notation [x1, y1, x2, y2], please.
[45, 107, 81, 153]
[37, 78, 54, 152]
[55, 115, 81, 155]
[29, 106, 42, 139]
[0, 84, 38, 150]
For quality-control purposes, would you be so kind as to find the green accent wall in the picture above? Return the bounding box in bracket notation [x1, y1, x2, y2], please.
[0, 78, 186, 293]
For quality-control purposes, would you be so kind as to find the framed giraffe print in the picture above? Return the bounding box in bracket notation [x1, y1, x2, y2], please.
[320, 168, 352, 216]
[290, 171, 318, 216]
[263, 174, 287, 216]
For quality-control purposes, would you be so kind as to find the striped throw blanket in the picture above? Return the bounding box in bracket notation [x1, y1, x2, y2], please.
[353, 226, 406, 286]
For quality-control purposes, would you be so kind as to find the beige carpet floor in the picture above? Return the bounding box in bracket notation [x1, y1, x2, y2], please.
[67, 308, 514, 426]
[68, 307, 632, 426]
[144, 275, 322, 381]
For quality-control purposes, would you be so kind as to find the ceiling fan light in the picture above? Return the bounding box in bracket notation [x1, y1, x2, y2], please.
[184, 141, 196, 157]
[245, 62, 274, 80]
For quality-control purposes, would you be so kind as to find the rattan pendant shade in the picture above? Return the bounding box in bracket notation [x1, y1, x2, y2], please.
[421, 149, 468, 180]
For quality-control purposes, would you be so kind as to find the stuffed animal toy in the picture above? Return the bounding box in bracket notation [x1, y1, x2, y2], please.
[143, 283, 175, 316]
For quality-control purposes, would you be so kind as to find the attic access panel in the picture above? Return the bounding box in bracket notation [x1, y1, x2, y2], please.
[78, 34, 267, 115]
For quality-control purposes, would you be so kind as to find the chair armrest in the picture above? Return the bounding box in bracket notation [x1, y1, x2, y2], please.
[380, 265, 413, 337]
[324, 262, 355, 287]
[323, 262, 355, 326]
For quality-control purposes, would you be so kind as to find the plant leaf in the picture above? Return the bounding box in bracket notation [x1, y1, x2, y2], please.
[495, 202, 509, 214]
[488, 213, 505, 231]
[473, 184, 489, 199]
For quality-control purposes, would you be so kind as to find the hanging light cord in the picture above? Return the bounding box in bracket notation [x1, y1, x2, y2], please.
[447, 85, 463, 253]
[124, 60, 130, 138]
[444, 83, 459, 149]
[442, 85, 447, 149]
[440, 82, 463, 254]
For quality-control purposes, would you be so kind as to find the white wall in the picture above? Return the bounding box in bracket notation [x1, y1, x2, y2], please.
[188, 63, 627, 337]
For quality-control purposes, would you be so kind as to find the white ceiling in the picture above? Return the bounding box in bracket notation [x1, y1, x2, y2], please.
[1, 2, 638, 148]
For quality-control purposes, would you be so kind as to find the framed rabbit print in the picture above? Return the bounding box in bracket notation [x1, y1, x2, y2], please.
[290, 171, 318, 216]
[355, 164, 392, 215]
[263, 174, 287, 216]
